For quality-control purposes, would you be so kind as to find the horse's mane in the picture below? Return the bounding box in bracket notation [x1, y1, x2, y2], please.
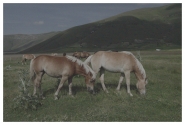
[134, 57, 146, 78]
[66, 56, 96, 79]
[119, 51, 146, 78]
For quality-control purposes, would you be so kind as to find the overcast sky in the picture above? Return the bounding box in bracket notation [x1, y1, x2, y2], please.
[3, 3, 170, 35]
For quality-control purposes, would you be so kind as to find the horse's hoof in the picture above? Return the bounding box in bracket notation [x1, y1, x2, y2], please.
[105, 90, 109, 93]
[116, 88, 120, 91]
[70, 95, 75, 98]
[54, 96, 59, 100]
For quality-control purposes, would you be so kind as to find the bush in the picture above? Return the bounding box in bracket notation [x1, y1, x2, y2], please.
[12, 69, 42, 110]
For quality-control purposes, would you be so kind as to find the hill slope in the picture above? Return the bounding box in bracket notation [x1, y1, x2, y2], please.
[103, 4, 181, 24]
[3, 32, 60, 53]
[9, 4, 182, 53]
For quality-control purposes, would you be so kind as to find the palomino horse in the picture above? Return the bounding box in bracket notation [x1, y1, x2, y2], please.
[84, 51, 147, 96]
[30, 55, 96, 100]
[21, 54, 35, 65]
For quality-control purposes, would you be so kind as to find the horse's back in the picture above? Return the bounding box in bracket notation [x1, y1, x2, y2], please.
[92, 51, 134, 62]
[32, 55, 69, 67]
[31, 55, 74, 77]
[91, 51, 135, 72]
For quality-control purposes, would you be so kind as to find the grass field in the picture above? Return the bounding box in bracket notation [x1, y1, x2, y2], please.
[3, 50, 182, 121]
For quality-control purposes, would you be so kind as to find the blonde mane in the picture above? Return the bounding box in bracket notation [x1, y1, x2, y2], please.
[66, 56, 96, 79]
[120, 51, 146, 78]
[134, 57, 146, 78]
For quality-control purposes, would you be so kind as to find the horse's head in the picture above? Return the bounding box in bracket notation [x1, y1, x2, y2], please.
[85, 72, 96, 94]
[136, 78, 148, 95]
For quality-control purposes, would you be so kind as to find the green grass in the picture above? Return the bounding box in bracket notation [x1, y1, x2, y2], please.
[3, 50, 181, 121]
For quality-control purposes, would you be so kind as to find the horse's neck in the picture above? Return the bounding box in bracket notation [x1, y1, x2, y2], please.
[134, 70, 144, 81]
[75, 64, 88, 77]
[134, 62, 146, 81]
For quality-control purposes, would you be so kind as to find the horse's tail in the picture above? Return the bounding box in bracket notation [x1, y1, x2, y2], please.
[84, 55, 93, 66]
[30, 58, 36, 82]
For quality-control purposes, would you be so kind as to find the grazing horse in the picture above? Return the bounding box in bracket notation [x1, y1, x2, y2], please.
[30, 55, 96, 100]
[21, 54, 35, 65]
[84, 51, 147, 96]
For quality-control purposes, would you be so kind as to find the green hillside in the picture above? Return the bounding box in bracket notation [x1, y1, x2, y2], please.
[3, 32, 60, 52]
[103, 4, 181, 24]
[5, 4, 181, 53]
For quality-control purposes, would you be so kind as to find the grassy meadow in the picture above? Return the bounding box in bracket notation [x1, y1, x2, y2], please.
[3, 50, 181, 121]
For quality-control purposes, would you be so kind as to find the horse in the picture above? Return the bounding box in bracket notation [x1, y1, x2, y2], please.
[84, 51, 147, 96]
[30, 55, 96, 100]
[21, 54, 35, 65]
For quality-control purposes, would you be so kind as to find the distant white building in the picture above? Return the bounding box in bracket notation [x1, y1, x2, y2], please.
[156, 49, 161, 51]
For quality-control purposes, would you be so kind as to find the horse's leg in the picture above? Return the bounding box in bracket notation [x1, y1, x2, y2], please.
[125, 71, 133, 96]
[68, 77, 73, 96]
[99, 68, 108, 93]
[33, 72, 44, 98]
[91, 59, 108, 93]
[54, 76, 68, 100]
[33, 79, 37, 96]
[33, 75, 39, 96]
[116, 73, 125, 91]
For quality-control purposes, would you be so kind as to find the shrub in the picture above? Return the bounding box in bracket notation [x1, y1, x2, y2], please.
[12, 69, 42, 110]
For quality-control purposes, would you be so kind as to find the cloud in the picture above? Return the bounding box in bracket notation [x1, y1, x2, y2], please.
[34, 21, 44, 25]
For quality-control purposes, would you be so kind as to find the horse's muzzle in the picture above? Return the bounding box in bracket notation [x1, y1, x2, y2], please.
[87, 87, 95, 94]
[140, 90, 146, 95]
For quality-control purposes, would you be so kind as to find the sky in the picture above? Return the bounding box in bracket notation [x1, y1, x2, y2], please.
[3, 3, 170, 35]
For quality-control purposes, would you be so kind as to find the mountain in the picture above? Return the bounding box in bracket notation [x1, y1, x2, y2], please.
[4, 4, 181, 53]
[103, 4, 181, 24]
[3, 32, 60, 53]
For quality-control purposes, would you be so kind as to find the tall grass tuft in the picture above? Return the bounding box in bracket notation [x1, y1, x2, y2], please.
[12, 69, 42, 110]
